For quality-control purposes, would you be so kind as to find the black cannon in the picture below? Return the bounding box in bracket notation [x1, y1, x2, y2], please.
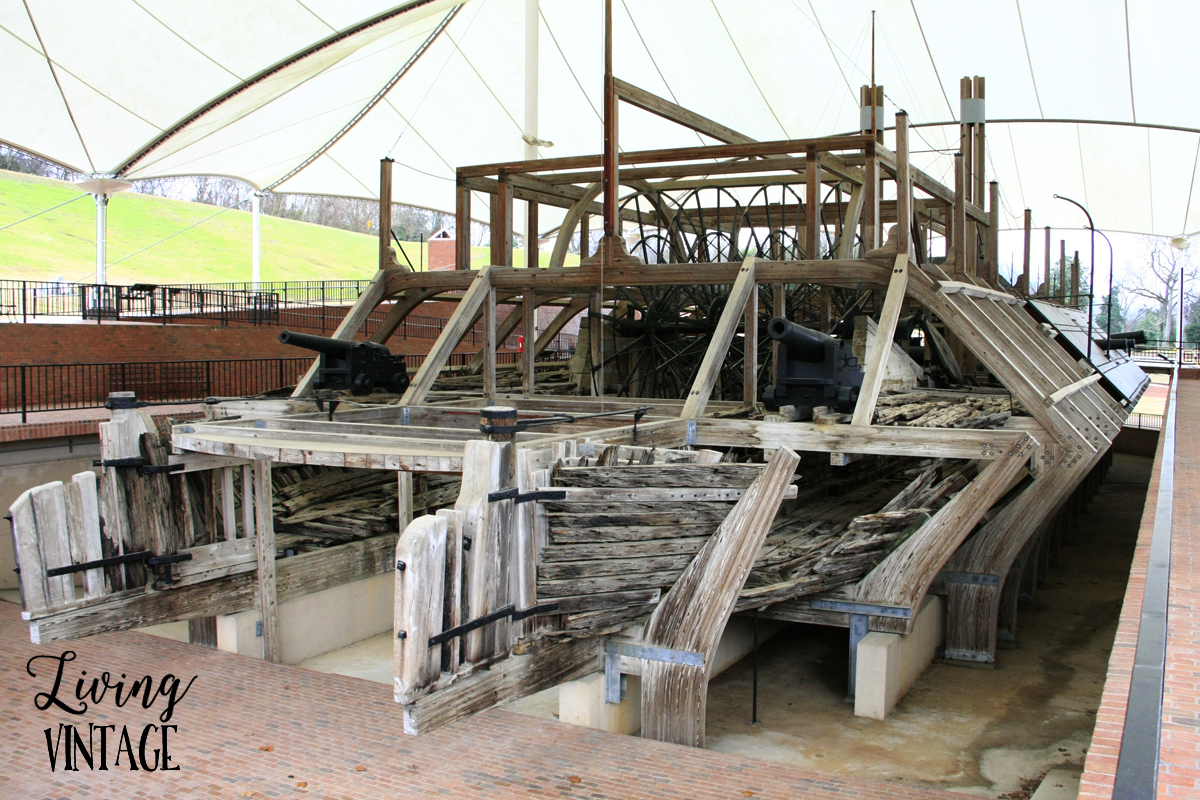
[1094, 329, 1147, 351]
[279, 330, 410, 396]
[761, 318, 864, 417]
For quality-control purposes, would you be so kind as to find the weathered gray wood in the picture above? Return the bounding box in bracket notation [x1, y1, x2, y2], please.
[539, 554, 695, 581]
[402, 637, 602, 736]
[401, 266, 494, 406]
[554, 464, 768, 489]
[241, 465, 255, 540]
[397, 471, 414, 531]
[681, 256, 756, 419]
[30, 535, 397, 643]
[457, 440, 505, 664]
[253, 461, 280, 663]
[10, 490, 48, 614]
[395, 514, 448, 704]
[221, 466, 238, 540]
[439, 507, 464, 673]
[641, 447, 801, 747]
[538, 589, 661, 615]
[852, 254, 909, 426]
[31, 483, 74, 606]
[188, 617, 217, 647]
[67, 473, 105, 598]
[542, 537, 711, 562]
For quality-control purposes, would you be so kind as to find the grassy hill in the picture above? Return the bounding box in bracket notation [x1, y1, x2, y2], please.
[0, 170, 572, 285]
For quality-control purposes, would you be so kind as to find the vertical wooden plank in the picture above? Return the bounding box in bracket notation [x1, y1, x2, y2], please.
[580, 213, 591, 259]
[818, 288, 832, 332]
[458, 440, 503, 664]
[69, 472, 105, 597]
[852, 255, 909, 426]
[864, 142, 880, 251]
[743, 285, 758, 407]
[221, 466, 237, 540]
[188, 618, 217, 648]
[1021, 209, 1032, 294]
[253, 460, 280, 663]
[482, 286, 497, 400]
[398, 471, 414, 530]
[438, 507, 463, 674]
[379, 158, 394, 271]
[895, 111, 911, 257]
[9, 489, 49, 614]
[973, 76, 986, 207]
[31, 483, 74, 605]
[987, 181, 1000, 286]
[806, 147, 821, 258]
[455, 175, 471, 271]
[953, 152, 967, 274]
[588, 289, 602, 398]
[772, 282, 787, 386]
[513, 448, 537, 641]
[395, 514, 448, 703]
[681, 256, 757, 419]
[960, 77, 973, 203]
[522, 290, 537, 396]
[241, 465, 255, 541]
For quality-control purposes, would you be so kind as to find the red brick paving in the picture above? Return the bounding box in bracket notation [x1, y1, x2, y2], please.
[1080, 377, 1200, 798]
[0, 601, 964, 800]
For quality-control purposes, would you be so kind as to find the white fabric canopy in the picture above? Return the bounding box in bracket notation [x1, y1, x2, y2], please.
[5, 0, 1199, 237]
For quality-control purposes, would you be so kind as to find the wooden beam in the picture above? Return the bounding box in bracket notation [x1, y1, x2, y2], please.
[588, 289, 602, 397]
[613, 77, 753, 144]
[856, 440, 1032, 613]
[29, 535, 397, 643]
[291, 270, 388, 396]
[1021, 209, 1032, 294]
[253, 460, 280, 663]
[864, 143, 881, 250]
[836, 185, 866, 260]
[402, 637, 602, 735]
[806, 148, 821, 258]
[400, 266, 493, 406]
[852, 254, 909, 426]
[895, 112, 911, 257]
[1046, 372, 1102, 407]
[987, 181, 1000, 286]
[455, 177, 471, 271]
[744, 284, 758, 407]
[641, 447, 800, 747]
[482, 285, 497, 399]
[380, 158, 394, 270]
[681, 256, 757, 418]
[952, 153, 967, 274]
[394, 514, 448, 704]
[693, 418, 1025, 460]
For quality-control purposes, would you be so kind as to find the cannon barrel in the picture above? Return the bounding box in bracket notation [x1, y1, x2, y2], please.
[766, 317, 835, 363]
[279, 330, 388, 356]
[1093, 329, 1147, 349]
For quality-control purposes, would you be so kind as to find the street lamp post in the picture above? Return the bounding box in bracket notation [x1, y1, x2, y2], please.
[1094, 229, 1115, 355]
[1172, 236, 1189, 368]
[1053, 194, 1096, 361]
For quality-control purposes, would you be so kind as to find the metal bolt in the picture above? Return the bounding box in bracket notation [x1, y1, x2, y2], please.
[396, 560, 406, 572]
[396, 630, 407, 640]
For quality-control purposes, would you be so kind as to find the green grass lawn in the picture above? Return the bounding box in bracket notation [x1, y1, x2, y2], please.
[0, 170, 574, 284]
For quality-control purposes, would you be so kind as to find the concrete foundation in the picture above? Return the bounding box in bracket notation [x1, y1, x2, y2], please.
[217, 572, 393, 664]
[853, 594, 945, 720]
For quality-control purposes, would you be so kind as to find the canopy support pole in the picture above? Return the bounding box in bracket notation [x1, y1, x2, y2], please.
[94, 193, 108, 285]
[251, 192, 261, 290]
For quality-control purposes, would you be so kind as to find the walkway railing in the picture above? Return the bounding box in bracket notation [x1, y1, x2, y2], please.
[0, 342, 577, 423]
[1125, 412, 1164, 431]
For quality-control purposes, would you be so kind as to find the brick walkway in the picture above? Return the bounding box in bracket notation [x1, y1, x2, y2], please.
[1080, 377, 1200, 798]
[0, 601, 963, 800]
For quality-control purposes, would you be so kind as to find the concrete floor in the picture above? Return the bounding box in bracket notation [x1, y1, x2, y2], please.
[703, 453, 1150, 797]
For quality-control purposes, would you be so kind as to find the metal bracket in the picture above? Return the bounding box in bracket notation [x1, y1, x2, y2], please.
[808, 599, 913, 618]
[603, 640, 705, 704]
[426, 602, 559, 647]
[686, 419, 697, 445]
[313, 394, 341, 421]
[847, 613, 870, 699]
[485, 488, 567, 505]
[940, 648, 994, 664]
[137, 463, 186, 476]
[46, 550, 153, 578]
[936, 571, 1001, 587]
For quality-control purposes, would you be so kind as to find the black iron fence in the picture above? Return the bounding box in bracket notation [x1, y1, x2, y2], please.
[1133, 342, 1200, 365]
[0, 280, 584, 348]
[1125, 412, 1164, 431]
[0, 340, 577, 423]
[0, 358, 313, 422]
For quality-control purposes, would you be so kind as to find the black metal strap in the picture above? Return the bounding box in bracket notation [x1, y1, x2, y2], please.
[94, 457, 147, 468]
[485, 488, 567, 504]
[426, 602, 559, 647]
[46, 550, 152, 577]
[479, 406, 653, 435]
[138, 463, 185, 476]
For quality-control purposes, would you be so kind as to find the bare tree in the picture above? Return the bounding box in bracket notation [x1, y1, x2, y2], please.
[1123, 236, 1199, 342]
